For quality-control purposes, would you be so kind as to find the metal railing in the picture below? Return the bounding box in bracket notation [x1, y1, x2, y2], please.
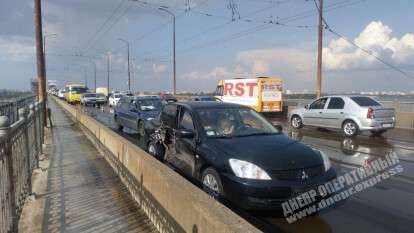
[0, 95, 37, 124]
[0, 101, 44, 233]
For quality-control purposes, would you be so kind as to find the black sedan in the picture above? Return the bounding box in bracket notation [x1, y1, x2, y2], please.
[144, 101, 336, 210]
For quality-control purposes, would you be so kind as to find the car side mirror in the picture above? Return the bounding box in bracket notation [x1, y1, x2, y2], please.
[273, 124, 283, 132]
[305, 104, 310, 109]
[176, 129, 195, 139]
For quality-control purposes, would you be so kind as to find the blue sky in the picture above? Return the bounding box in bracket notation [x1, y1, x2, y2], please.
[1, 0, 414, 93]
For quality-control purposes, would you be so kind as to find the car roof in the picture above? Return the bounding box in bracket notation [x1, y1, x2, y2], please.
[194, 96, 215, 98]
[321, 95, 374, 99]
[174, 101, 248, 110]
[134, 95, 160, 100]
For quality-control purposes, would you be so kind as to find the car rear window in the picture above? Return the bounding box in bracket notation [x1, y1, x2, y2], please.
[350, 97, 381, 106]
[84, 94, 97, 97]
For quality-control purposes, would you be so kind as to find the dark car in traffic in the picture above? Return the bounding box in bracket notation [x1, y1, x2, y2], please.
[114, 96, 164, 137]
[144, 101, 336, 210]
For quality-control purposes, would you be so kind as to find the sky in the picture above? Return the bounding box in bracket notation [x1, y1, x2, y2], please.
[1, 0, 414, 93]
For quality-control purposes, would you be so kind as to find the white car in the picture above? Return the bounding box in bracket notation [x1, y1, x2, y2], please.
[58, 90, 66, 99]
[289, 96, 395, 137]
[80, 93, 107, 106]
[108, 93, 123, 107]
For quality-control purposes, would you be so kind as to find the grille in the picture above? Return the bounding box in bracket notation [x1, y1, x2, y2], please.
[269, 165, 324, 181]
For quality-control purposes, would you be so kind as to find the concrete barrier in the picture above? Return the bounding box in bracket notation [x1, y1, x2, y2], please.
[395, 112, 414, 129]
[52, 97, 261, 233]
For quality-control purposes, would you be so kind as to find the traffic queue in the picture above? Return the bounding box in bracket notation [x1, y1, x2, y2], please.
[49, 76, 396, 211]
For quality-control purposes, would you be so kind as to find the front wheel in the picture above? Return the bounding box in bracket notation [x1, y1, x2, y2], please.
[291, 115, 303, 129]
[138, 121, 145, 138]
[342, 120, 359, 137]
[201, 168, 224, 199]
[114, 116, 123, 131]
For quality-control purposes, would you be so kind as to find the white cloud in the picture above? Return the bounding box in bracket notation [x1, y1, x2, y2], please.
[182, 66, 250, 80]
[0, 36, 35, 62]
[323, 21, 414, 70]
[181, 21, 414, 92]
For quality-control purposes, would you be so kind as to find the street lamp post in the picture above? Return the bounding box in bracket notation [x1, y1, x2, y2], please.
[159, 7, 176, 95]
[107, 52, 111, 94]
[90, 60, 97, 92]
[118, 38, 131, 92]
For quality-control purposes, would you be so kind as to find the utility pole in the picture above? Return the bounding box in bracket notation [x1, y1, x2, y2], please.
[316, 0, 324, 98]
[107, 52, 111, 94]
[118, 38, 131, 91]
[34, 0, 47, 124]
[92, 61, 97, 92]
[159, 7, 176, 95]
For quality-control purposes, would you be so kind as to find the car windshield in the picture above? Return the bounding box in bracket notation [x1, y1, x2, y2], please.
[199, 96, 216, 101]
[113, 94, 122, 98]
[84, 93, 103, 98]
[70, 87, 88, 94]
[136, 99, 163, 111]
[351, 97, 381, 106]
[197, 108, 280, 138]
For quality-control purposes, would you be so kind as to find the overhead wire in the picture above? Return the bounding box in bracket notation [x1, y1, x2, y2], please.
[81, 0, 128, 53]
[137, 0, 367, 61]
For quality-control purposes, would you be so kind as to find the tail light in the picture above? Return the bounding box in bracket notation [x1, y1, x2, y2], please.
[367, 107, 375, 119]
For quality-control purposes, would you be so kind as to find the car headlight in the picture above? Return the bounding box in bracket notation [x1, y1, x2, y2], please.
[229, 159, 271, 180]
[146, 117, 154, 121]
[314, 149, 331, 171]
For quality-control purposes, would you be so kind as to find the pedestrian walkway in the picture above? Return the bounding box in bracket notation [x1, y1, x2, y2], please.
[18, 100, 157, 233]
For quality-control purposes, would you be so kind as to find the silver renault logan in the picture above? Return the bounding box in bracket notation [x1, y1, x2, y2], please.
[289, 96, 395, 137]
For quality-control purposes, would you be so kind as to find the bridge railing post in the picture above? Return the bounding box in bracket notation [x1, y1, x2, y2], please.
[19, 107, 32, 195]
[0, 116, 18, 233]
[30, 104, 40, 169]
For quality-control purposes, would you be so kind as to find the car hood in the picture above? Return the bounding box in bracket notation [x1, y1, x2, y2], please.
[206, 134, 323, 171]
[141, 110, 161, 119]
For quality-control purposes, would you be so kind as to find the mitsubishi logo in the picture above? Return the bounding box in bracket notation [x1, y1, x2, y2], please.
[299, 170, 309, 180]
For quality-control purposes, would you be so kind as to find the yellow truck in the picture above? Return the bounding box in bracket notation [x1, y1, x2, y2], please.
[65, 84, 88, 104]
[215, 77, 283, 113]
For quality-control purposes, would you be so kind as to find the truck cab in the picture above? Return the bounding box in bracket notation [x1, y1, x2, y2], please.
[65, 84, 88, 104]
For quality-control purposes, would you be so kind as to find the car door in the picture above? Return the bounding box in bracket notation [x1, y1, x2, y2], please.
[302, 98, 328, 126]
[173, 107, 197, 177]
[116, 99, 128, 127]
[125, 101, 140, 130]
[323, 97, 346, 128]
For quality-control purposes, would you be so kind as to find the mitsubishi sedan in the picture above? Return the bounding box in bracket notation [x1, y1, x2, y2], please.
[145, 102, 336, 210]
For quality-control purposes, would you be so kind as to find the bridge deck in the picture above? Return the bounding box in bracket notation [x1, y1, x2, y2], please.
[19, 100, 157, 233]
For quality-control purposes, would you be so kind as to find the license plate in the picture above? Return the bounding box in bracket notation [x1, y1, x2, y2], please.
[382, 123, 393, 127]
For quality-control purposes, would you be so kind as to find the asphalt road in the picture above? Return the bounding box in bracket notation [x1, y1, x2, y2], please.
[81, 105, 414, 233]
